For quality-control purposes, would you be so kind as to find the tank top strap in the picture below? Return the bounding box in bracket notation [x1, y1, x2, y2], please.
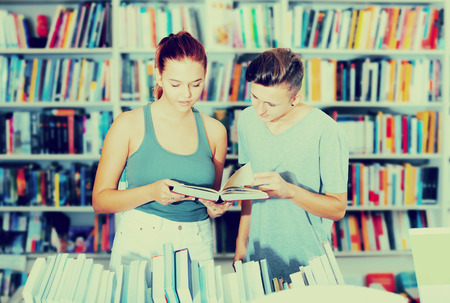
[192, 107, 211, 156]
[144, 102, 154, 135]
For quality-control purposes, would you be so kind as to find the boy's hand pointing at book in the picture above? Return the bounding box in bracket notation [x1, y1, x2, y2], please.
[252, 171, 294, 200]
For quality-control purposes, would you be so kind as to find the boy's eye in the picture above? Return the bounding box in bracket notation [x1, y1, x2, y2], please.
[192, 84, 200, 87]
[267, 103, 276, 107]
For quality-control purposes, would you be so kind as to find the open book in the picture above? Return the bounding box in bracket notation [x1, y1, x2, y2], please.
[170, 163, 269, 204]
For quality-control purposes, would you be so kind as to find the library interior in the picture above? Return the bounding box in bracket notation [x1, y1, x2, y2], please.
[0, 0, 449, 302]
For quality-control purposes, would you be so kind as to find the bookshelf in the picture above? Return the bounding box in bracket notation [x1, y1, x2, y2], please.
[0, 0, 449, 299]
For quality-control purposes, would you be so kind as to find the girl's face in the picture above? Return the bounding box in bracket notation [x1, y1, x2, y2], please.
[158, 59, 205, 110]
[250, 83, 296, 123]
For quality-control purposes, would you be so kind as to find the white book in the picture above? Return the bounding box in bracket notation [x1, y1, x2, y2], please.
[105, 271, 116, 303]
[320, 9, 334, 49]
[292, 6, 303, 48]
[191, 260, 201, 303]
[222, 273, 240, 303]
[97, 270, 111, 303]
[23, 257, 46, 303]
[64, 254, 86, 303]
[175, 249, 193, 303]
[251, 261, 265, 299]
[136, 260, 150, 303]
[319, 254, 338, 285]
[322, 241, 345, 285]
[51, 257, 75, 303]
[113, 264, 124, 303]
[215, 266, 224, 303]
[302, 265, 316, 286]
[328, 9, 340, 50]
[163, 242, 179, 303]
[374, 9, 388, 49]
[233, 260, 247, 302]
[152, 255, 166, 303]
[308, 256, 330, 285]
[338, 9, 352, 49]
[85, 263, 104, 303]
[289, 271, 306, 288]
[72, 258, 94, 303]
[42, 253, 68, 303]
[204, 260, 217, 303]
[127, 260, 140, 302]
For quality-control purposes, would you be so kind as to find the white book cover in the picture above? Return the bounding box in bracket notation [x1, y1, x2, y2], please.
[152, 255, 166, 303]
[289, 271, 306, 288]
[23, 257, 46, 303]
[233, 260, 247, 302]
[84, 263, 104, 303]
[222, 272, 240, 303]
[72, 257, 93, 303]
[308, 256, 329, 285]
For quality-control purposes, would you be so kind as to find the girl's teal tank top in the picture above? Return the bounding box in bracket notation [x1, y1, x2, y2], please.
[125, 103, 215, 222]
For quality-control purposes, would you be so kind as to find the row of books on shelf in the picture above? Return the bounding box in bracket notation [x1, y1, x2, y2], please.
[332, 210, 427, 253]
[22, 240, 343, 303]
[334, 110, 441, 155]
[347, 163, 438, 207]
[0, 2, 112, 49]
[0, 268, 27, 299]
[0, 211, 114, 254]
[0, 56, 112, 103]
[0, 55, 441, 105]
[289, 5, 443, 50]
[46, 2, 112, 49]
[303, 58, 441, 103]
[118, 3, 203, 49]
[0, 110, 112, 155]
[0, 162, 98, 207]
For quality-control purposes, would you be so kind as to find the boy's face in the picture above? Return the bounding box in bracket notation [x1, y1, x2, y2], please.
[250, 83, 296, 123]
[157, 59, 205, 110]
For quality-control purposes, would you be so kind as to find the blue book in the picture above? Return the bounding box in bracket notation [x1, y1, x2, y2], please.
[259, 259, 273, 295]
[175, 248, 193, 303]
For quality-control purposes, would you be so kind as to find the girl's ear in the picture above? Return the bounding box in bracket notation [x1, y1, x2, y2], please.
[155, 68, 162, 85]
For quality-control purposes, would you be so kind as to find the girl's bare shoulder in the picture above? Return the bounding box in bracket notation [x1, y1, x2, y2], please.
[200, 112, 227, 137]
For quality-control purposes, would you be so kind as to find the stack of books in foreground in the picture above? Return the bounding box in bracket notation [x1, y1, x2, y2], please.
[22, 241, 343, 303]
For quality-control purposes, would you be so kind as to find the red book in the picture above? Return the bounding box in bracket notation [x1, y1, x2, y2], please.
[402, 115, 408, 154]
[366, 273, 396, 292]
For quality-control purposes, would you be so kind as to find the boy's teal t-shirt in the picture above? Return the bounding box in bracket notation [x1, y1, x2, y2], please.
[125, 103, 215, 222]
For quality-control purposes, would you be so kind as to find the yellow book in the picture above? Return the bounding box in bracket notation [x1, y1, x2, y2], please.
[416, 111, 430, 153]
[29, 58, 39, 102]
[353, 9, 365, 49]
[403, 163, 412, 205]
[387, 7, 400, 49]
[348, 214, 362, 251]
[403, 61, 413, 101]
[61, 11, 74, 48]
[309, 58, 322, 102]
[427, 111, 436, 153]
[54, 172, 60, 207]
[364, 6, 376, 49]
[347, 9, 359, 49]
[402, 9, 416, 49]
[77, 58, 87, 101]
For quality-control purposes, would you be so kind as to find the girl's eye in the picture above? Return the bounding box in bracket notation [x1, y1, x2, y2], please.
[171, 84, 180, 88]
[192, 84, 200, 87]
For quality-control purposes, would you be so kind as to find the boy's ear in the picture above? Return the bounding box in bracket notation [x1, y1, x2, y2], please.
[291, 91, 303, 106]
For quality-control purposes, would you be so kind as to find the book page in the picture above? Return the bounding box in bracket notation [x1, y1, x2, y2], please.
[221, 162, 254, 192]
